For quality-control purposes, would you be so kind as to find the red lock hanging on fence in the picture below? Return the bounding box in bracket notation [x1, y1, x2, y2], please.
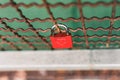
[50, 24, 73, 49]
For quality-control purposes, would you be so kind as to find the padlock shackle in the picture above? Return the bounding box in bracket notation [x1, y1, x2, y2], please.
[51, 24, 68, 31]
[51, 24, 69, 35]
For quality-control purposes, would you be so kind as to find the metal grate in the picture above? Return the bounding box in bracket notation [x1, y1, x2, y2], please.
[0, 0, 120, 50]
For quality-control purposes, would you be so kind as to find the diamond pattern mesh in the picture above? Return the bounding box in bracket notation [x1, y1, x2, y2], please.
[0, 0, 120, 50]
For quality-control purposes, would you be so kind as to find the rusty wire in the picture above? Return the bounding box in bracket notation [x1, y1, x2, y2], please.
[10, 0, 52, 50]
[106, 0, 117, 48]
[77, 0, 89, 48]
[42, 0, 60, 33]
[0, 20, 22, 50]
[1, 1, 120, 8]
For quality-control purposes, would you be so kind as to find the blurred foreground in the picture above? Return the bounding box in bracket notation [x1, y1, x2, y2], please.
[0, 70, 119, 80]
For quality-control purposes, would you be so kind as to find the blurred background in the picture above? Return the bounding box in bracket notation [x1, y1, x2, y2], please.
[0, 70, 119, 80]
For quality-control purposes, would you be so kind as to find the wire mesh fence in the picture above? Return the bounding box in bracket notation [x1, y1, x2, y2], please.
[0, 0, 120, 50]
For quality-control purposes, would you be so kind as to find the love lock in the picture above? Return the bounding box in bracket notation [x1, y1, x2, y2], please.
[50, 24, 73, 49]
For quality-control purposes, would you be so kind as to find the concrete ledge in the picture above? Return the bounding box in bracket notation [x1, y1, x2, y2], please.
[0, 50, 119, 71]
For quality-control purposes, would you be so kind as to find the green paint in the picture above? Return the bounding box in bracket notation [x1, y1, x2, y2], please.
[0, 0, 119, 50]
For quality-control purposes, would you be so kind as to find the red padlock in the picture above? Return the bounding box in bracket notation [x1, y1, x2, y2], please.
[50, 24, 73, 49]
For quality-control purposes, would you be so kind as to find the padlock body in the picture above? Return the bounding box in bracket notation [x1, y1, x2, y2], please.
[50, 33, 72, 49]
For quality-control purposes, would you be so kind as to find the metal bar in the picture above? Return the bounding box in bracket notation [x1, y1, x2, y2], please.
[77, 0, 89, 48]
[43, 0, 60, 32]
[106, 0, 117, 48]
[1, 27, 120, 35]
[1, 17, 120, 22]
[1, 2, 120, 8]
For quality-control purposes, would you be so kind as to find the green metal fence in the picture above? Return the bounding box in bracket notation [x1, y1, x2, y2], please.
[0, 0, 120, 50]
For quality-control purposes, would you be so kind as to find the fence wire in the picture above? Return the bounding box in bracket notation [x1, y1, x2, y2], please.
[0, 0, 120, 50]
